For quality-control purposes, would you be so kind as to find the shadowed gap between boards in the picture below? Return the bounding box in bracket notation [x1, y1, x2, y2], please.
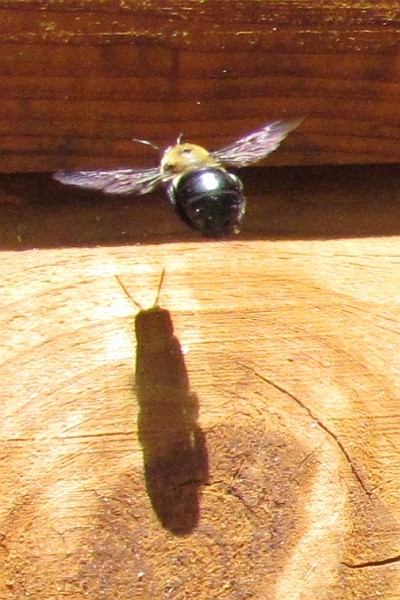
[1, 164, 400, 248]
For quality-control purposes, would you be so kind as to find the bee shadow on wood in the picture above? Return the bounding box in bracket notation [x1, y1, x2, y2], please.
[134, 303, 209, 536]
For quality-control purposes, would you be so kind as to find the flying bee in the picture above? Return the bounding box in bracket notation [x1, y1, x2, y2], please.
[54, 119, 302, 238]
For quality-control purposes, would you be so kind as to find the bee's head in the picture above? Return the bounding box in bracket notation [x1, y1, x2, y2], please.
[161, 143, 219, 174]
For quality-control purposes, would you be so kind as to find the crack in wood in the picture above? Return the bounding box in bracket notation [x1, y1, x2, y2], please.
[342, 554, 400, 569]
[243, 365, 370, 496]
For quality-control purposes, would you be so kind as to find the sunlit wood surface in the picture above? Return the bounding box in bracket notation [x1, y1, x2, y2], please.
[0, 164, 399, 599]
[1, 0, 400, 171]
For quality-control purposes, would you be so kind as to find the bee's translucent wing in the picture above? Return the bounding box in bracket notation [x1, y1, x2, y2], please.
[211, 119, 302, 167]
[54, 166, 164, 195]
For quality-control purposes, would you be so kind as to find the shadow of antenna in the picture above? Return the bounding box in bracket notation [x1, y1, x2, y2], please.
[116, 270, 209, 536]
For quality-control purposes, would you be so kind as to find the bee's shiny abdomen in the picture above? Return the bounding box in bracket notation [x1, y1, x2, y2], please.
[167, 168, 246, 238]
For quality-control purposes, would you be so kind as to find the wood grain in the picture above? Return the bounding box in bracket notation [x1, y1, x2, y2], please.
[0, 164, 399, 598]
[1, 0, 400, 171]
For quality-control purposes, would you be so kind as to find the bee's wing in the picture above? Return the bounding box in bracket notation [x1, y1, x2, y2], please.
[54, 166, 165, 195]
[211, 119, 302, 167]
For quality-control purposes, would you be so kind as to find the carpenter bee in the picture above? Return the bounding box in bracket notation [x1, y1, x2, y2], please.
[54, 119, 302, 238]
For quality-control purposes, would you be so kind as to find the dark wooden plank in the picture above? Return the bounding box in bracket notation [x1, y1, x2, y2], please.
[1, 1, 400, 171]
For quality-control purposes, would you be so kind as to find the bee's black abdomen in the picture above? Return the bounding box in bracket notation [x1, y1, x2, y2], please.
[167, 168, 246, 237]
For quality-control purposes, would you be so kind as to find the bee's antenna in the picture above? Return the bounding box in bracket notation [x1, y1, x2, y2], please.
[115, 275, 143, 311]
[153, 268, 166, 307]
[131, 138, 160, 152]
[176, 133, 184, 144]
[115, 269, 166, 311]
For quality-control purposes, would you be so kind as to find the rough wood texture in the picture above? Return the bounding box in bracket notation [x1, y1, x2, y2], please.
[0, 164, 400, 599]
[1, 0, 400, 172]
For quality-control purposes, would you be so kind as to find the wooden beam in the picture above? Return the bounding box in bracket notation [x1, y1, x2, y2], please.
[1, 164, 400, 598]
[1, 1, 400, 171]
